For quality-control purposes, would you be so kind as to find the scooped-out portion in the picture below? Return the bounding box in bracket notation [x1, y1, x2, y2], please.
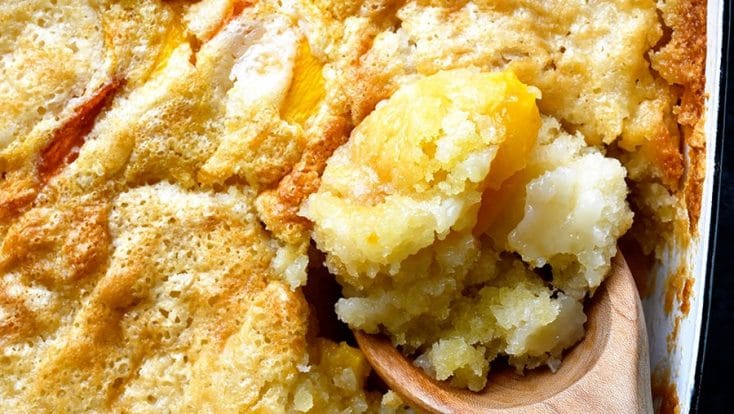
[302, 69, 634, 391]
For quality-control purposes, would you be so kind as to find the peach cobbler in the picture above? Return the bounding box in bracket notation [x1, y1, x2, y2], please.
[0, 0, 706, 412]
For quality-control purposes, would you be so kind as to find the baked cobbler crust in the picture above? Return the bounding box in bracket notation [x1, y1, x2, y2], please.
[0, 0, 707, 411]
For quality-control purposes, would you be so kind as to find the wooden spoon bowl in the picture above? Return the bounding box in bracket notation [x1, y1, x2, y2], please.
[354, 251, 652, 413]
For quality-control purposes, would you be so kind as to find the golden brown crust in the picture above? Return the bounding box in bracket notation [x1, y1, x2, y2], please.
[639, 121, 685, 190]
[652, 0, 707, 128]
[0, 0, 710, 410]
[663, 264, 694, 315]
[348, 55, 399, 124]
[0, 201, 110, 282]
[0, 167, 39, 222]
[684, 124, 707, 232]
[257, 114, 352, 244]
[0, 180, 318, 411]
[652, 365, 681, 414]
[0, 294, 37, 339]
[0, 199, 110, 345]
[663, 262, 695, 354]
[0, 4, 385, 410]
[652, 0, 707, 233]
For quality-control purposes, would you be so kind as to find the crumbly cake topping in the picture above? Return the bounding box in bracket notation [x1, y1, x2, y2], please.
[0, 0, 706, 411]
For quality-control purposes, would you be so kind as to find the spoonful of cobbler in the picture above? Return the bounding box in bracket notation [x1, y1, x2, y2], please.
[301, 69, 652, 412]
[355, 250, 652, 413]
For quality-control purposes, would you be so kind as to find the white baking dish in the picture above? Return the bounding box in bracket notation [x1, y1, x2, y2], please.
[643, 1, 727, 412]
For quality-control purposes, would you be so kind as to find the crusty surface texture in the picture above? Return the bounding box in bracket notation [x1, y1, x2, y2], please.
[0, 2, 389, 412]
[0, 0, 707, 410]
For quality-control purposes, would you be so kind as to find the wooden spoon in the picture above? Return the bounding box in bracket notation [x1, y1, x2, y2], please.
[354, 251, 652, 413]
